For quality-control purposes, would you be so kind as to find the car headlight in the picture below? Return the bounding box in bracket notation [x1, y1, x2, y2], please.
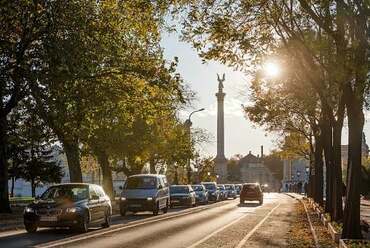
[146, 197, 153, 201]
[24, 207, 34, 213]
[121, 197, 126, 201]
[65, 207, 80, 213]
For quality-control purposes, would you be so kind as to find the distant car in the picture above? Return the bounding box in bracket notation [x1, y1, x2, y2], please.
[217, 184, 228, 200]
[120, 174, 169, 216]
[170, 185, 196, 208]
[23, 183, 112, 233]
[191, 184, 209, 204]
[240, 183, 263, 205]
[224, 184, 237, 199]
[235, 184, 242, 195]
[201, 182, 220, 202]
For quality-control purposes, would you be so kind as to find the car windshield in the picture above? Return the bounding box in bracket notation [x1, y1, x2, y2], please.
[225, 185, 234, 190]
[203, 184, 216, 190]
[41, 185, 89, 202]
[191, 185, 204, 191]
[170, 186, 189, 194]
[125, 177, 157, 189]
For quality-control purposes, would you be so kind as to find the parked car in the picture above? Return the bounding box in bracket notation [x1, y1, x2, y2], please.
[225, 184, 237, 199]
[217, 184, 228, 200]
[23, 183, 112, 233]
[191, 184, 209, 204]
[119, 174, 169, 216]
[240, 183, 263, 205]
[235, 184, 242, 195]
[201, 182, 220, 202]
[169, 185, 196, 208]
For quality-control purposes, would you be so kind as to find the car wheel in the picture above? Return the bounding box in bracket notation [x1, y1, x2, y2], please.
[25, 222, 38, 233]
[259, 199, 263, 205]
[76, 212, 89, 233]
[163, 201, 168, 214]
[102, 208, 111, 228]
[153, 202, 159, 216]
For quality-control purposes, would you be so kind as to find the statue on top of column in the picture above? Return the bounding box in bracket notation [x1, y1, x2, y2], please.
[217, 73, 225, 90]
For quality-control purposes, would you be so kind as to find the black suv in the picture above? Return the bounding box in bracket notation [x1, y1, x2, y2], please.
[23, 183, 112, 233]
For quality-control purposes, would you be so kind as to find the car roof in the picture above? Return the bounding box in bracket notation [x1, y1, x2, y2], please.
[170, 184, 190, 188]
[50, 183, 93, 187]
[128, 174, 165, 178]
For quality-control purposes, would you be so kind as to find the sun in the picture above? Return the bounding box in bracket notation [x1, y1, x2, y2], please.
[263, 61, 280, 78]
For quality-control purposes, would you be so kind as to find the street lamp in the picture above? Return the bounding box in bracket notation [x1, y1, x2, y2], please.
[185, 108, 205, 184]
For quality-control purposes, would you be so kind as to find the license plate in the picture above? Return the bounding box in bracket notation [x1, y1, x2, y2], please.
[129, 204, 141, 207]
[171, 200, 179, 203]
[40, 216, 57, 222]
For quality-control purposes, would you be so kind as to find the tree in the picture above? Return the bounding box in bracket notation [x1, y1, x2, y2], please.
[180, 0, 368, 237]
[0, 0, 51, 213]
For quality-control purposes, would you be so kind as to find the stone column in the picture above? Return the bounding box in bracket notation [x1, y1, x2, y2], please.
[214, 74, 227, 182]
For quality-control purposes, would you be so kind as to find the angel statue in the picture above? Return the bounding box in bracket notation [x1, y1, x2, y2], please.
[217, 73, 225, 90]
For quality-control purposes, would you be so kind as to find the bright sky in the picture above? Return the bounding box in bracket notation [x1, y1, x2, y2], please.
[161, 31, 370, 159]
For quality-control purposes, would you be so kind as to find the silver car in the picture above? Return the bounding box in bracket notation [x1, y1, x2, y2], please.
[119, 174, 169, 216]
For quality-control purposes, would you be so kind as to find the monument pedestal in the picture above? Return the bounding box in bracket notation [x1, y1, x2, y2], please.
[214, 156, 228, 183]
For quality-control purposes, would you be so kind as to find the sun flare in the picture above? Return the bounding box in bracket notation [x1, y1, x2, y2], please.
[263, 61, 280, 78]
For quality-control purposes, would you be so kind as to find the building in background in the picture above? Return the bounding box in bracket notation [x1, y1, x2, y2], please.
[239, 152, 280, 191]
[281, 159, 309, 192]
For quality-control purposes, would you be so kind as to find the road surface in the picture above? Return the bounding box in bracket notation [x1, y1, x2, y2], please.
[0, 193, 297, 248]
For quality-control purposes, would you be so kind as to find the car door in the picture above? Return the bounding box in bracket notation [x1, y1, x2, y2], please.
[88, 186, 100, 223]
[94, 185, 107, 220]
[157, 177, 165, 209]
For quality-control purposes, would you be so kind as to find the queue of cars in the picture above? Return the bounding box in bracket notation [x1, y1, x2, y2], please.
[23, 174, 264, 233]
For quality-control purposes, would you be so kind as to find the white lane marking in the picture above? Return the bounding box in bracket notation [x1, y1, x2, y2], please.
[235, 203, 281, 248]
[185, 214, 249, 248]
[35, 200, 237, 248]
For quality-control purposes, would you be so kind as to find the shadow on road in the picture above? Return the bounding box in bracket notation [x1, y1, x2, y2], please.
[238, 202, 261, 208]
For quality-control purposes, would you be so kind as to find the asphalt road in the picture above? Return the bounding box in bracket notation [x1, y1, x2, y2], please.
[0, 193, 296, 248]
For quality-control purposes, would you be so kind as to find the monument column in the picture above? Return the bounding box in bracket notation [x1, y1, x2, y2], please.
[214, 74, 228, 182]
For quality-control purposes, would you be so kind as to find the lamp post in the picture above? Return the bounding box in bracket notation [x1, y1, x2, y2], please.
[185, 108, 205, 184]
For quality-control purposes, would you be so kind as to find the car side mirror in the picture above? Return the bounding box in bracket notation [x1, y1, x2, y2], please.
[35, 195, 40, 200]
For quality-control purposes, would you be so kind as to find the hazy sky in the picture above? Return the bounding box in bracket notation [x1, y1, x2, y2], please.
[161, 31, 370, 159]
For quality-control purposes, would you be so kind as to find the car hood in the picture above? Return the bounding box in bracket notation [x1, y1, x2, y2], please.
[121, 189, 157, 199]
[28, 199, 85, 209]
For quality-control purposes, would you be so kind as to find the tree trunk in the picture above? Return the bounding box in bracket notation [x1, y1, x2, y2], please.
[0, 117, 11, 213]
[149, 158, 156, 174]
[332, 123, 343, 221]
[342, 96, 363, 239]
[31, 179, 36, 198]
[322, 119, 333, 215]
[63, 139, 82, 183]
[11, 177, 15, 197]
[96, 150, 114, 199]
[314, 134, 324, 206]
